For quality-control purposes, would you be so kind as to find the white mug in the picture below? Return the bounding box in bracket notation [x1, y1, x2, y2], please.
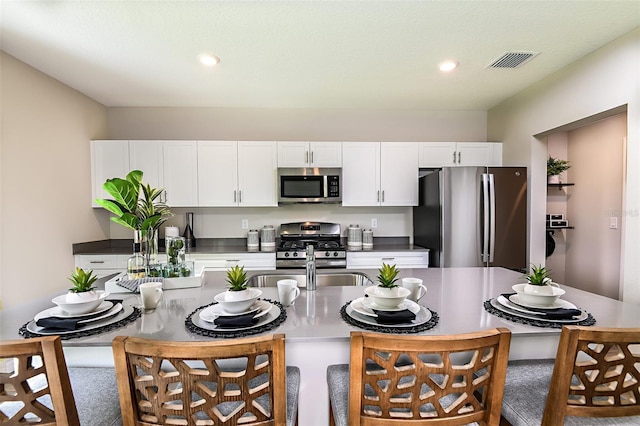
[277, 279, 300, 306]
[139, 282, 163, 310]
[401, 278, 427, 302]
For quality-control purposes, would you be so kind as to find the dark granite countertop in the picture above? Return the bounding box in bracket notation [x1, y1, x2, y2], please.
[72, 237, 429, 255]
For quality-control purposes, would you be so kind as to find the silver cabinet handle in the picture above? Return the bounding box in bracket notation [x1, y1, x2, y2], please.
[89, 260, 105, 264]
[305, 151, 309, 164]
[382, 257, 395, 262]
[453, 151, 457, 163]
[233, 190, 237, 203]
[377, 190, 380, 202]
[382, 190, 385, 202]
[458, 151, 461, 163]
[311, 151, 314, 164]
[239, 190, 242, 203]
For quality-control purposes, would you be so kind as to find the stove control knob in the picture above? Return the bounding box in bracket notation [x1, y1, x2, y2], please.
[284, 252, 290, 257]
[325, 251, 331, 257]
[293, 252, 298, 257]
[333, 252, 339, 257]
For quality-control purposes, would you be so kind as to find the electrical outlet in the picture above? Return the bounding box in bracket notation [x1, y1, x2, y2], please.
[371, 218, 378, 228]
[241, 219, 249, 229]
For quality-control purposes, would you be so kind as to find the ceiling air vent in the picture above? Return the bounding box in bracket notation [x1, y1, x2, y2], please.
[487, 51, 539, 69]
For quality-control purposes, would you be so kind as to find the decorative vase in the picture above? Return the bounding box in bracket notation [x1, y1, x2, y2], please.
[225, 289, 251, 301]
[524, 282, 557, 295]
[547, 175, 561, 184]
[134, 229, 159, 270]
[65, 290, 99, 303]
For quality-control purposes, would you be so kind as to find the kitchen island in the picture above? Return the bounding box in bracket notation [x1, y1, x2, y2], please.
[2, 267, 638, 425]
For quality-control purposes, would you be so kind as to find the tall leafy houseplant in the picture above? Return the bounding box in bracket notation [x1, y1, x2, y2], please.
[95, 170, 174, 267]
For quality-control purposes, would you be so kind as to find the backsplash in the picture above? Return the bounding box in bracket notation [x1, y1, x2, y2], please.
[108, 205, 413, 240]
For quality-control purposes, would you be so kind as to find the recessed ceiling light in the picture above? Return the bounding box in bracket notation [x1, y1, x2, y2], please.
[198, 54, 220, 67]
[439, 60, 458, 72]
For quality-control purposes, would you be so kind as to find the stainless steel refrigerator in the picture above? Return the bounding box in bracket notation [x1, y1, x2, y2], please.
[413, 167, 527, 271]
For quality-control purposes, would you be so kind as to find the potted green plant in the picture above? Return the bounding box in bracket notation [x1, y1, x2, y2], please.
[66, 267, 99, 302]
[225, 265, 249, 300]
[95, 170, 173, 265]
[547, 156, 571, 184]
[364, 263, 410, 309]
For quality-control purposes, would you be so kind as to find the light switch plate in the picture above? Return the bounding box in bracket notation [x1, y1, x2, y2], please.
[609, 217, 618, 229]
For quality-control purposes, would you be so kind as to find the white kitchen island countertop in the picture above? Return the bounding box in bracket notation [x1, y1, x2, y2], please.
[2, 267, 638, 425]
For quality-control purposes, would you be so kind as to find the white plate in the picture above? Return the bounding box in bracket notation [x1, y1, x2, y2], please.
[199, 300, 272, 323]
[509, 294, 576, 310]
[192, 304, 282, 331]
[497, 296, 544, 316]
[351, 297, 420, 317]
[346, 304, 432, 328]
[490, 298, 587, 323]
[361, 297, 419, 313]
[27, 305, 134, 335]
[34, 301, 114, 321]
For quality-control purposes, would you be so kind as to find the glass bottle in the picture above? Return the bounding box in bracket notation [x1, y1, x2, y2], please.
[127, 241, 146, 279]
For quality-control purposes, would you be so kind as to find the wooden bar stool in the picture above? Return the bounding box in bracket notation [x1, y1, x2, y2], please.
[327, 328, 512, 425]
[501, 326, 640, 425]
[0, 336, 80, 425]
[112, 333, 299, 426]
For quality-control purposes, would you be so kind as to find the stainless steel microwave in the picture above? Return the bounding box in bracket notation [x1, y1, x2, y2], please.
[277, 168, 342, 204]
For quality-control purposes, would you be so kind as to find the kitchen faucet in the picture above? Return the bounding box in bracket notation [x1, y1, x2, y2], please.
[306, 245, 316, 291]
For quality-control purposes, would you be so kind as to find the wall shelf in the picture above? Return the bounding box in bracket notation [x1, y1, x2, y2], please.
[546, 227, 575, 231]
[547, 182, 575, 190]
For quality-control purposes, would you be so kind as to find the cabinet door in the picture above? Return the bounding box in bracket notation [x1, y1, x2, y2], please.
[342, 142, 380, 206]
[456, 143, 496, 166]
[238, 141, 277, 206]
[277, 141, 309, 167]
[418, 142, 456, 167]
[163, 141, 198, 206]
[129, 141, 164, 193]
[197, 141, 238, 206]
[91, 140, 130, 207]
[309, 142, 342, 167]
[380, 142, 419, 206]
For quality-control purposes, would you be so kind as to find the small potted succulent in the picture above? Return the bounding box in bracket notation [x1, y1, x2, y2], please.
[225, 265, 249, 301]
[547, 156, 571, 184]
[66, 267, 99, 303]
[514, 264, 564, 305]
[364, 263, 410, 309]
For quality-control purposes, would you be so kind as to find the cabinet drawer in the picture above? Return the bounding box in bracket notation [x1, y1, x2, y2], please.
[189, 253, 276, 273]
[75, 255, 129, 270]
[347, 252, 429, 269]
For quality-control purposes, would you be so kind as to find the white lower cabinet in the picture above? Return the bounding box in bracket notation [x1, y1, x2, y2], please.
[190, 253, 276, 275]
[75, 255, 130, 278]
[346, 251, 429, 269]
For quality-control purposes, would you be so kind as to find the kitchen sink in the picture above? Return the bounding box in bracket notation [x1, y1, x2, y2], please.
[246, 272, 372, 287]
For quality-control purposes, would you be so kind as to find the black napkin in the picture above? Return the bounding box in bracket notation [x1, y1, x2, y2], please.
[214, 312, 260, 329]
[372, 309, 416, 325]
[500, 293, 582, 320]
[35, 317, 82, 331]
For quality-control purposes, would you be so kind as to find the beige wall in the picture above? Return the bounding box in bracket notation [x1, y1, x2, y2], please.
[488, 28, 640, 304]
[565, 114, 626, 299]
[0, 52, 108, 308]
[546, 132, 569, 284]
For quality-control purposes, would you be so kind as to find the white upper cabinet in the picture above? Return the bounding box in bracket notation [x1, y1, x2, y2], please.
[238, 141, 278, 206]
[163, 141, 198, 207]
[419, 142, 502, 167]
[277, 141, 342, 167]
[342, 142, 418, 206]
[198, 141, 238, 206]
[91, 140, 130, 207]
[129, 140, 164, 197]
[198, 141, 277, 207]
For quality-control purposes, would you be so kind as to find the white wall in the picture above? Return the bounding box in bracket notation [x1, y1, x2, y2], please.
[545, 132, 569, 283]
[0, 52, 108, 308]
[488, 28, 640, 303]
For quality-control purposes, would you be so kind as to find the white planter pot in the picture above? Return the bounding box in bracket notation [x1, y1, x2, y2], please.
[224, 288, 251, 301]
[547, 175, 561, 184]
[65, 289, 99, 303]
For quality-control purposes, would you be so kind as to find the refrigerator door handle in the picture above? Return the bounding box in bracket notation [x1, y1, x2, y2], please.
[481, 173, 490, 263]
[488, 173, 496, 263]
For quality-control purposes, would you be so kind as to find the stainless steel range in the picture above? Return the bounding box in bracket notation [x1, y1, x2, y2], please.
[276, 222, 346, 269]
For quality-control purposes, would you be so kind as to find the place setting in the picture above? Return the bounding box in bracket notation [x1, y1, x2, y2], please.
[341, 264, 439, 334]
[484, 265, 595, 328]
[185, 266, 286, 338]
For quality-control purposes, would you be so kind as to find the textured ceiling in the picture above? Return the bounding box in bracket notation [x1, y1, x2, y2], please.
[1, 1, 639, 110]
